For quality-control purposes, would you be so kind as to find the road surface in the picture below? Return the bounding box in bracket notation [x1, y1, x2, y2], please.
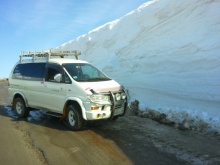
[1, 80, 220, 165]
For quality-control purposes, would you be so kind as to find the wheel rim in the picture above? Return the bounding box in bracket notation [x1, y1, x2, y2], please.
[68, 110, 76, 126]
[16, 102, 23, 114]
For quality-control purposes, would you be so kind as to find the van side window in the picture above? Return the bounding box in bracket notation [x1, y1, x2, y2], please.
[45, 64, 71, 83]
[46, 67, 61, 82]
[12, 63, 46, 80]
[13, 64, 24, 79]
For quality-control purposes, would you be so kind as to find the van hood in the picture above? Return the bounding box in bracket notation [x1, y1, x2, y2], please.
[79, 80, 122, 93]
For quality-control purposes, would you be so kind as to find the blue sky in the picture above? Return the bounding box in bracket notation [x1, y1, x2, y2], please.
[0, 0, 148, 78]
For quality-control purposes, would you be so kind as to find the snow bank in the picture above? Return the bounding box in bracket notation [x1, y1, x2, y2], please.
[57, 0, 220, 131]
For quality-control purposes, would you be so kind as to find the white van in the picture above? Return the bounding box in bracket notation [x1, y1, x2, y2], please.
[8, 49, 127, 130]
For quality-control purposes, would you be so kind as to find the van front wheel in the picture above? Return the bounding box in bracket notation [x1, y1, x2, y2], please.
[66, 105, 84, 131]
[14, 97, 30, 118]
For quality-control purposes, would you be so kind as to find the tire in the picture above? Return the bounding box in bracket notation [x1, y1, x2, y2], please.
[14, 97, 30, 118]
[66, 105, 84, 131]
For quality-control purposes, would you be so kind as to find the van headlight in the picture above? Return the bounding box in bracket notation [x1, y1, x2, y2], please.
[88, 94, 110, 102]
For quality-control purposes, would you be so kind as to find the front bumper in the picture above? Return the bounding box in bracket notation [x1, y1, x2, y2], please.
[84, 91, 127, 120]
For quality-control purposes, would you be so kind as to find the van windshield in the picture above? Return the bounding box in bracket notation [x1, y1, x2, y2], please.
[63, 63, 111, 82]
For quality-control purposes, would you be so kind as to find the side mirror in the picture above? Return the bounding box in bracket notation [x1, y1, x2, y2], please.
[54, 73, 62, 82]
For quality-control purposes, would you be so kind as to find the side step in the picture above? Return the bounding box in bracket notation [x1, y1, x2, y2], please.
[45, 111, 62, 118]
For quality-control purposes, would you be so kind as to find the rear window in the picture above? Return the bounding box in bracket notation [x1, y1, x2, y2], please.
[13, 63, 46, 80]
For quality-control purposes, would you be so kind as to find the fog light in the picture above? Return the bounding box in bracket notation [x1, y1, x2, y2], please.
[115, 93, 121, 100]
[96, 114, 101, 118]
[121, 92, 126, 99]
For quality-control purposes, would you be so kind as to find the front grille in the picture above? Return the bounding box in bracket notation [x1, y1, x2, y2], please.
[105, 91, 127, 116]
[114, 100, 125, 115]
[115, 100, 124, 109]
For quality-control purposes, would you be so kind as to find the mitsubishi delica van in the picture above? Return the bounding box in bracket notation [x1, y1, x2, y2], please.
[8, 49, 127, 130]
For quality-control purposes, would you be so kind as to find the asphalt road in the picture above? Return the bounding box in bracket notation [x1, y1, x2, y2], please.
[1, 81, 220, 165]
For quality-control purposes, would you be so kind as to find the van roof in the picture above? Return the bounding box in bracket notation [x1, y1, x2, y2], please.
[19, 58, 88, 64]
[19, 49, 84, 64]
[18, 49, 89, 65]
[49, 58, 88, 65]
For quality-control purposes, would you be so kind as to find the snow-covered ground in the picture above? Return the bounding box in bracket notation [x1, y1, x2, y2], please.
[57, 0, 220, 132]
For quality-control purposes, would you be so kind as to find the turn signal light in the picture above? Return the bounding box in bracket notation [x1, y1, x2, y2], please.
[91, 107, 99, 110]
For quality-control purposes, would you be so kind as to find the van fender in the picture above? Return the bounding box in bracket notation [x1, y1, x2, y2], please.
[64, 97, 87, 120]
[12, 91, 29, 109]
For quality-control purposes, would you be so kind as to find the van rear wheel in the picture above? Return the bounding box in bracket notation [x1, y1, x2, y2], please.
[14, 97, 30, 118]
[66, 105, 84, 131]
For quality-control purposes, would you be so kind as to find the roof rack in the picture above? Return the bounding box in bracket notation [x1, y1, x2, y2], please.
[20, 49, 81, 62]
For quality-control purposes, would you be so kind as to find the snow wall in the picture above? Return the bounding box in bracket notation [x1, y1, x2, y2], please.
[58, 0, 220, 129]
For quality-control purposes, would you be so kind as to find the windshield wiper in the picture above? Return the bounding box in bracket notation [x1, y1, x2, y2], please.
[76, 79, 89, 82]
[87, 77, 111, 81]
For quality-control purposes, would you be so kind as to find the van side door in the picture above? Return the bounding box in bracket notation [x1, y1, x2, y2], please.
[41, 63, 70, 113]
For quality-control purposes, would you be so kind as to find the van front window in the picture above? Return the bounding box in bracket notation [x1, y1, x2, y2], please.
[63, 63, 111, 82]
